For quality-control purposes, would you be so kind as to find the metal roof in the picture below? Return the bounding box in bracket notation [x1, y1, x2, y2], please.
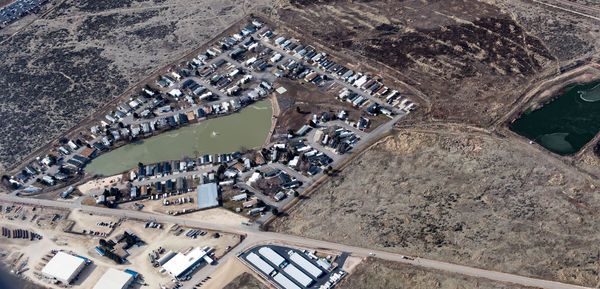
[162, 247, 207, 278]
[289, 252, 323, 278]
[246, 252, 274, 275]
[92, 268, 133, 289]
[283, 263, 313, 287]
[273, 272, 301, 289]
[196, 183, 219, 209]
[258, 247, 286, 266]
[41, 252, 86, 283]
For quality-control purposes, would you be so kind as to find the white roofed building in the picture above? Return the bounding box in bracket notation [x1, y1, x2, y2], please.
[258, 247, 286, 267]
[41, 252, 87, 284]
[162, 247, 208, 279]
[289, 252, 323, 278]
[92, 268, 133, 289]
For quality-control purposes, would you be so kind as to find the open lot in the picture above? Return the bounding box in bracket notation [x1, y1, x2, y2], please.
[271, 126, 600, 287]
[340, 257, 536, 289]
[223, 272, 269, 289]
[0, 0, 275, 172]
[273, 78, 384, 136]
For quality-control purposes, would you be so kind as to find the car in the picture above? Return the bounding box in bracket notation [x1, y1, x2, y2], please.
[369, 252, 375, 256]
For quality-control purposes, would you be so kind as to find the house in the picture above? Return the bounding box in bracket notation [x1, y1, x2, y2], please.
[42, 175, 55, 185]
[296, 125, 311, 136]
[358, 117, 370, 130]
[243, 198, 258, 208]
[80, 147, 97, 159]
[168, 89, 182, 97]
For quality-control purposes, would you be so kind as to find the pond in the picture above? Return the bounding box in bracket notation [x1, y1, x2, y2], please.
[510, 81, 600, 155]
[85, 99, 273, 176]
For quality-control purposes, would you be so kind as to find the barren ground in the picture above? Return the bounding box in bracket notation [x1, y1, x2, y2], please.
[0, 0, 274, 172]
[273, 79, 365, 136]
[340, 257, 536, 289]
[271, 126, 600, 287]
[222, 272, 269, 289]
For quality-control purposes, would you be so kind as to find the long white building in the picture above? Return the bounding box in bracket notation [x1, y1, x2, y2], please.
[258, 247, 286, 267]
[274, 272, 301, 289]
[246, 252, 274, 275]
[283, 263, 314, 287]
[289, 252, 323, 278]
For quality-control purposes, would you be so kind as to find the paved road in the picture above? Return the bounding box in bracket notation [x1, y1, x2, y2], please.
[0, 193, 590, 289]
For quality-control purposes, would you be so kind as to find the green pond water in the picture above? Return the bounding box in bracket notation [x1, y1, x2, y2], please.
[86, 99, 273, 176]
[510, 81, 600, 155]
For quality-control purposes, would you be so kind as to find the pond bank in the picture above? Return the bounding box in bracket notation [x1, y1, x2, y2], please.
[85, 99, 273, 176]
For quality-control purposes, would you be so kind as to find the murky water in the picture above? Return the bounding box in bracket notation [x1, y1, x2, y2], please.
[85, 99, 272, 175]
[510, 81, 600, 155]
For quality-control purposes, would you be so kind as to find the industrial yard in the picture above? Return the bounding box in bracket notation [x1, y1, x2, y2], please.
[0, 202, 242, 289]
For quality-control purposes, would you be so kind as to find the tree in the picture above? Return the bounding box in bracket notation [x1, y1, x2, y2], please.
[138, 162, 144, 168]
[295, 106, 301, 113]
[47, 154, 57, 166]
[271, 208, 279, 216]
[216, 164, 226, 177]
[132, 112, 139, 119]
[293, 191, 299, 198]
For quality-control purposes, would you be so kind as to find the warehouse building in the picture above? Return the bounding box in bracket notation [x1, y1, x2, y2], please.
[41, 252, 87, 284]
[196, 183, 219, 209]
[289, 252, 323, 278]
[162, 247, 210, 279]
[283, 263, 314, 287]
[273, 272, 301, 289]
[245, 252, 275, 275]
[258, 247, 286, 267]
[92, 268, 133, 289]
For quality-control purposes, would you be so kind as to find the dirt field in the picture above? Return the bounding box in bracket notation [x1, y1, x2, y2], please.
[269, 0, 558, 127]
[271, 126, 600, 287]
[340, 258, 536, 289]
[0, 0, 275, 172]
[273, 79, 365, 136]
[222, 272, 269, 289]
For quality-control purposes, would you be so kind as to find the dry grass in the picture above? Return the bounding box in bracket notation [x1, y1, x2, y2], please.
[340, 258, 536, 289]
[271, 126, 600, 287]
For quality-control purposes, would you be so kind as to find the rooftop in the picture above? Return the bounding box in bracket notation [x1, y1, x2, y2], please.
[196, 183, 219, 209]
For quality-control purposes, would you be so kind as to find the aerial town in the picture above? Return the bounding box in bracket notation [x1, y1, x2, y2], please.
[1, 0, 600, 289]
